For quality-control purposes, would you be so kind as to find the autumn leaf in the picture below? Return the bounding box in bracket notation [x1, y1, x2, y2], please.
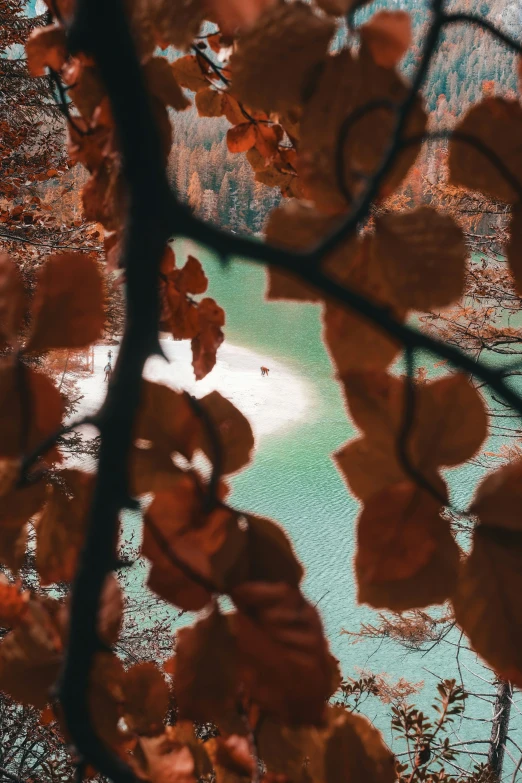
[0, 598, 63, 708]
[204, 735, 254, 783]
[89, 653, 129, 752]
[0, 576, 29, 628]
[315, 0, 372, 14]
[148, 0, 206, 51]
[227, 123, 257, 154]
[171, 55, 209, 93]
[142, 479, 244, 609]
[449, 98, 522, 202]
[299, 49, 427, 213]
[174, 255, 208, 295]
[205, 0, 277, 34]
[175, 608, 240, 727]
[144, 57, 191, 111]
[373, 207, 467, 311]
[231, 582, 333, 724]
[505, 204, 522, 295]
[453, 459, 522, 685]
[335, 372, 488, 502]
[323, 238, 405, 373]
[0, 255, 25, 349]
[0, 362, 63, 460]
[191, 297, 225, 380]
[198, 390, 255, 474]
[230, 2, 334, 114]
[36, 470, 94, 585]
[135, 381, 204, 460]
[123, 662, 170, 736]
[27, 253, 105, 353]
[322, 706, 396, 783]
[195, 87, 225, 117]
[360, 11, 412, 69]
[231, 513, 304, 588]
[133, 727, 204, 783]
[265, 201, 342, 301]
[25, 25, 67, 77]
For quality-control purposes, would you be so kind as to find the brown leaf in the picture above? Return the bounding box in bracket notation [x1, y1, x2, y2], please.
[27, 253, 105, 353]
[265, 201, 346, 302]
[356, 482, 447, 587]
[98, 574, 123, 646]
[231, 582, 332, 724]
[360, 11, 411, 69]
[133, 729, 198, 783]
[142, 479, 243, 610]
[175, 608, 240, 726]
[26, 25, 67, 77]
[123, 662, 170, 736]
[335, 372, 488, 502]
[135, 381, 204, 460]
[0, 598, 63, 708]
[232, 514, 303, 588]
[191, 297, 225, 380]
[373, 207, 467, 311]
[129, 445, 183, 497]
[449, 98, 522, 202]
[0, 362, 63, 460]
[198, 391, 254, 474]
[145, 57, 191, 111]
[227, 123, 257, 154]
[36, 470, 94, 586]
[0, 255, 25, 349]
[175, 255, 208, 295]
[323, 238, 405, 373]
[148, 0, 206, 51]
[506, 203, 522, 295]
[452, 472, 522, 685]
[205, 0, 277, 35]
[230, 2, 334, 114]
[299, 49, 426, 213]
[171, 55, 209, 92]
[89, 652, 129, 752]
[195, 87, 225, 117]
[322, 706, 396, 783]
[0, 576, 29, 627]
[315, 0, 372, 14]
[204, 735, 254, 783]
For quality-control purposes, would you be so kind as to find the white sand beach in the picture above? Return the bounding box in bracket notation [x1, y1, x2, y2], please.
[71, 337, 311, 446]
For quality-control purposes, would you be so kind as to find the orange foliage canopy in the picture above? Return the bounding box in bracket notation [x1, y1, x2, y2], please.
[2, 0, 522, 782]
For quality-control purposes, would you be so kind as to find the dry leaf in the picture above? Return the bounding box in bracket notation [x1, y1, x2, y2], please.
[360, 11, 412, 69]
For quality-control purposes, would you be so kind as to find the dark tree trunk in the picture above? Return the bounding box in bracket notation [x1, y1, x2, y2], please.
[488, 678, 513, 780]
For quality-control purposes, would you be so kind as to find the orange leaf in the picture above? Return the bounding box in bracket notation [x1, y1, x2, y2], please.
[135, 381, 204, 460]
[171, 55, 209, 93]
[452, 461, 522, 685]
[191, 297, 225, 380]
[198, 391, 254, 474]
[0, 576, 29, 627]
[195, 87, 225, 117]
[0, 598, 63, 708]
[360, 11, 411, 69]
[506, 203, 522, 295]
[36, 470, 94, 586]
[0, 255, 25, 349]
[27, 253, 105, 352]
[205, 0, 277, 35]
[226, 123, 257, 153]
[231, 582, 333, 724]
[0, 363, 63, 460]
[175, 608, 240, 726]
[25, 25, 67, 77]
[229, 2, 334, 113]
[145, 57, 191, 111]
[373, 207, 467, 311]
[449, 98, 522, 202]
[123, 662, 170, 736]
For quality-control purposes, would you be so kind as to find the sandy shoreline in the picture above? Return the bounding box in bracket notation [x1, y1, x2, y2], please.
[70, 337, 311, 446]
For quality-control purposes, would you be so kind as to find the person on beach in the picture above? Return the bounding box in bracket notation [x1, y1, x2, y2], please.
[104, 352, 112, 382]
